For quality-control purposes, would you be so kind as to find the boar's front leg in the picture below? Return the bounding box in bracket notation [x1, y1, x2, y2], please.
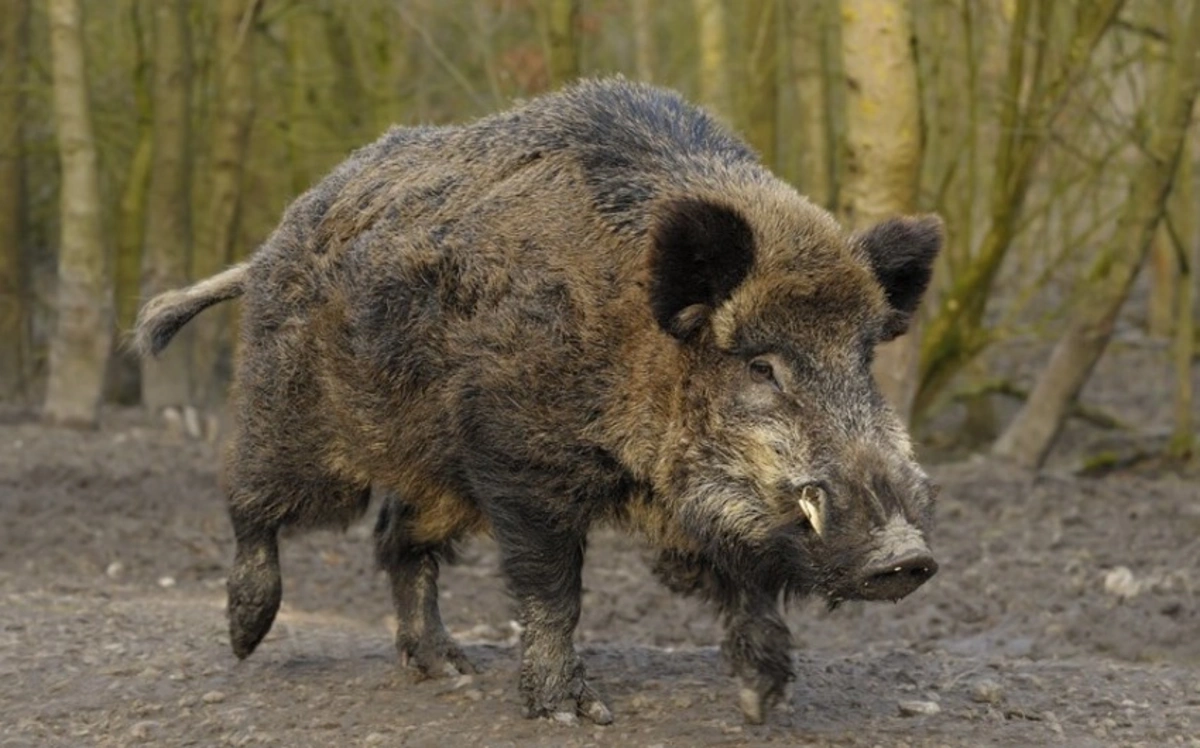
[490, 507, 613, 725]
[654, 551, 794, 723]
[374, 494, 474, 677]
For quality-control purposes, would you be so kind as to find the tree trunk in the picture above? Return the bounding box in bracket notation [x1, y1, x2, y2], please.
[630, 0, 655, 82]
[838, 0, 923, 423]
[544, 0, 581, 89]
[139, 0, 193, 411]
[743, 0, 779, 170]
[788, 0, 833, 209]
[1169, 133, 1195, 459]
[1148, 228, 1177, 338]
[693, 0, 733, 122]
[44, 0, 114, 427]
[992, 3, 1200, 469]
[286, 3, 333, 195]
[109, 0, 152, 405]
[0, 0, 30, 399]
[190, 0, 260, 411]
[1170, 239, 1195, 459]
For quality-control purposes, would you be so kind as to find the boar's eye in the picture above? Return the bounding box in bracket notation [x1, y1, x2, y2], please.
[748, 358, 780, 389]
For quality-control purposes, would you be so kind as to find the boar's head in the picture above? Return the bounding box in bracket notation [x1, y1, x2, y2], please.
[647, 191, 943, 606]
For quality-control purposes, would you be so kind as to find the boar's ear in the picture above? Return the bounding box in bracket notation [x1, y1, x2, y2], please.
[649, 199, 755, 339]
[857, 215, 943, 341]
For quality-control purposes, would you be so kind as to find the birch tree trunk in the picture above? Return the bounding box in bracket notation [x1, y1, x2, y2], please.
[693, 0, 733, 122]
[139, 0, 193, 411]
[993, 2, 1200, 469]
[44, 0, 114, 427]
[838, 0, 923, 422]
[0, 0, 30, 399]
[191, 0, 260, 410]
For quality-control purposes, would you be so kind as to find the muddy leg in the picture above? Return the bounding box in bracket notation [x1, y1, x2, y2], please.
[224, 458, 370, 660]
[226, 505, 282, 660]
[492, 513, 611, 725]
[374, 495, 473, 677]
[653, 551, 794, 724]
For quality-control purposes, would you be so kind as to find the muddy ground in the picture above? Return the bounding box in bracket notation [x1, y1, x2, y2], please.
[2, 339, 1200, 747]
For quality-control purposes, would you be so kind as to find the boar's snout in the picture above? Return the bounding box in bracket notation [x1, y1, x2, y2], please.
[856, 548, 937, 602]
[850, 514, 938, 602]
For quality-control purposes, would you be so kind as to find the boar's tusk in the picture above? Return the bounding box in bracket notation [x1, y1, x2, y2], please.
[798, 484, 826, 537]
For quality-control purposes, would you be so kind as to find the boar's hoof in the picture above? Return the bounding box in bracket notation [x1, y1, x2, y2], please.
[397, 631, 476, 679]
[736, 675, 792, 725]
[521, 662, 613, 725]
[226, 540, 282, 659]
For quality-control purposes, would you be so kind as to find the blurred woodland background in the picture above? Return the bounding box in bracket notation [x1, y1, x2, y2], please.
[1, 0, 1198, 470]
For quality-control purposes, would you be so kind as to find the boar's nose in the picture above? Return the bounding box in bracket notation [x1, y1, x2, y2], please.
[857, 550, 938, 602]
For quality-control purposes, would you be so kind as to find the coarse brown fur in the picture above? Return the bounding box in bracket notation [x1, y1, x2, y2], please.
[136, 77, 944, 726]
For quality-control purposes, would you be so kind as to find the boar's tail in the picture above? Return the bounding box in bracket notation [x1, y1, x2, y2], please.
[134, 263, 248, 357]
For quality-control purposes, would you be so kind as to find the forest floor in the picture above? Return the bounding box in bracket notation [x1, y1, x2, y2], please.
[2, 338, 1200, 747]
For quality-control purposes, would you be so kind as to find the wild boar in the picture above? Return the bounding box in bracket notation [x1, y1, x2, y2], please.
[135, 77, 942, 726]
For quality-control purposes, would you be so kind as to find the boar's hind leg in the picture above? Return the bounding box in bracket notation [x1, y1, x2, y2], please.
[490, 510, 613, 726]
[225, 506, 281, 660]
[654, 551, 794, 724]
[224, 446, 371, 660]
[374, 493, 474, 677]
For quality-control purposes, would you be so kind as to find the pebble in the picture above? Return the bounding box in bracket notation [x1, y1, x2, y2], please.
[552, 711, 578, 726]
[201, 690, 226, 704]
[464, 689, 483, 702]
[105, 561, 124, 579]
[364, 733, 388, 745]
[1104, 566, 1140, 598]
[129, 720, 158, 742]
[970, 679, 1004, 704]
[898, 700, 941, 717]
[453, 674, 475, 690]
[158, 576, 176, 589]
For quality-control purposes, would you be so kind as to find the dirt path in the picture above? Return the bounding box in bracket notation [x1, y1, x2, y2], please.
[2, 408, 1199, 746]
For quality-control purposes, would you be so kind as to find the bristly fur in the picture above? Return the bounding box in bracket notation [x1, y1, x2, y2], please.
[133, 76, 942, 726]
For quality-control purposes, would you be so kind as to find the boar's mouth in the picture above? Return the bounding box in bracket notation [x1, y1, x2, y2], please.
[820, 516, 938, 607]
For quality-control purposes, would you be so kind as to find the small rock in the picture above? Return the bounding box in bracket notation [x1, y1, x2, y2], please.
[970, 679, 1004, 704]
[898, 700, 941, 717]
[129, 720, 159, 742]
[552, 711, 578, 726]
[105, 561, 124, 579]
[464, 689, 483, 702]
[1103, 566, 1140, 599]
[158, 576, 176, 589]
[453, 674, 475, 689]
[201, 690, 226, 704]
[364, 733, 388, 745]
[183, 406, 203, 439]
